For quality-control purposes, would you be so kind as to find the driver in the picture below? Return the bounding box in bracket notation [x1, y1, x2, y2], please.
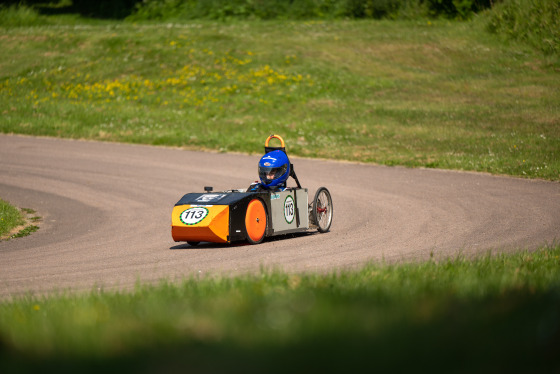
[247, 150, 290, 192]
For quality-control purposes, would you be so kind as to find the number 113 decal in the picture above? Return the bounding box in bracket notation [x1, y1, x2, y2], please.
[180, 207, 209, 225]
[284, 195, 295, 224]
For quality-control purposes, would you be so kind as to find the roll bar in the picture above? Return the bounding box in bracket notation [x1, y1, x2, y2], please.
[265, 134, 285, 149]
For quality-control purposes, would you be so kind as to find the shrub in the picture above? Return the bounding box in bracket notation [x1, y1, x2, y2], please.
[424, 0, 494, 20]
[71, 0, 141, 19]
[486, 0, 560, 55]
[0, 4, 45, 27]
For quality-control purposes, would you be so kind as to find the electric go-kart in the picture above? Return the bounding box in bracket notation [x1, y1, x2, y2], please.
[171, 135, 333, 245]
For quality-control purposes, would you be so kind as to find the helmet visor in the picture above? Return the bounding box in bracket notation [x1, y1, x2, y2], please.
[259, 164, 288, 185]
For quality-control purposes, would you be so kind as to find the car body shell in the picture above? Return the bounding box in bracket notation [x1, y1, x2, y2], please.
[171, 188, 311, 244]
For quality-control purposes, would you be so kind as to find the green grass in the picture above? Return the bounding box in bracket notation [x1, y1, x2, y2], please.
[1, 246, 559, 373]
[0, 199, 25, 238]
[0, 203, 40, 240]
[0, 19, 558, 179]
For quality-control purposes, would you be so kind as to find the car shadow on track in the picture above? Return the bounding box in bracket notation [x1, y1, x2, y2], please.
[169, 231, 319, 250]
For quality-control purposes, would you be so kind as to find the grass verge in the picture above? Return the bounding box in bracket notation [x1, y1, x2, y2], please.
[1, 19, 558, 180]
[1, 246, 559, 373]
[0, 199, 24, 237]
[0, 201, 40, 240]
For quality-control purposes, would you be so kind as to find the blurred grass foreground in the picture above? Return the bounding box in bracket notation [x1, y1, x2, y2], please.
[0, 246, 559, 373]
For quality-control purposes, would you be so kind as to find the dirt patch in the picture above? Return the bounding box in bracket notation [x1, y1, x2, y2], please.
[0, 208, 41, 241]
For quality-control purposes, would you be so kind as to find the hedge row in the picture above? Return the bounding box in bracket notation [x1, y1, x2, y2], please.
[1, 0, 558, 57]
[0, 0, 495, 20]
[128, 0, 495, 21]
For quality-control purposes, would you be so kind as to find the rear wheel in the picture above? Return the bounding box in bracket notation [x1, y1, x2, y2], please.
[245, 199, 267, 244]
[312, 187, 333, 233]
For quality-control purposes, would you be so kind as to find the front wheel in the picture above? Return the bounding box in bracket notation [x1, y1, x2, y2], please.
[245, 199, 267, 244]
[312, 187, 333, 233]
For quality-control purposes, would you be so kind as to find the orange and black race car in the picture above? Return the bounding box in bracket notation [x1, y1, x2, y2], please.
[171, 135, 333, 245]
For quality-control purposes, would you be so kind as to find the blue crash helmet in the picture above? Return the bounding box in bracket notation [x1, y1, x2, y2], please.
[258, 150, 290, 188]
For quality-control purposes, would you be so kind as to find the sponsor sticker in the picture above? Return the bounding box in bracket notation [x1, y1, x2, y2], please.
[180, 207, 209, 226]
[271, 193, 280, 200]
[195, 194, 226, 203]
[284, 195, 295, 224]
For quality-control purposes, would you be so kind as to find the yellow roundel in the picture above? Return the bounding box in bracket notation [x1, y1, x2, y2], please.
[180, 207, 209, 225]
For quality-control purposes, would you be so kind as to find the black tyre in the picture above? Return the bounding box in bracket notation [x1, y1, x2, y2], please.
[187, 241, 200, 246]
[312, 187, 333, 233]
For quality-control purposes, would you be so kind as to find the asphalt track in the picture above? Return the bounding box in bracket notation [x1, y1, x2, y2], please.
[1, 134, 559, 298]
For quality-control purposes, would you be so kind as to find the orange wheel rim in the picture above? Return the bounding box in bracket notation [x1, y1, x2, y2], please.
[246, 199, 266, 242]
